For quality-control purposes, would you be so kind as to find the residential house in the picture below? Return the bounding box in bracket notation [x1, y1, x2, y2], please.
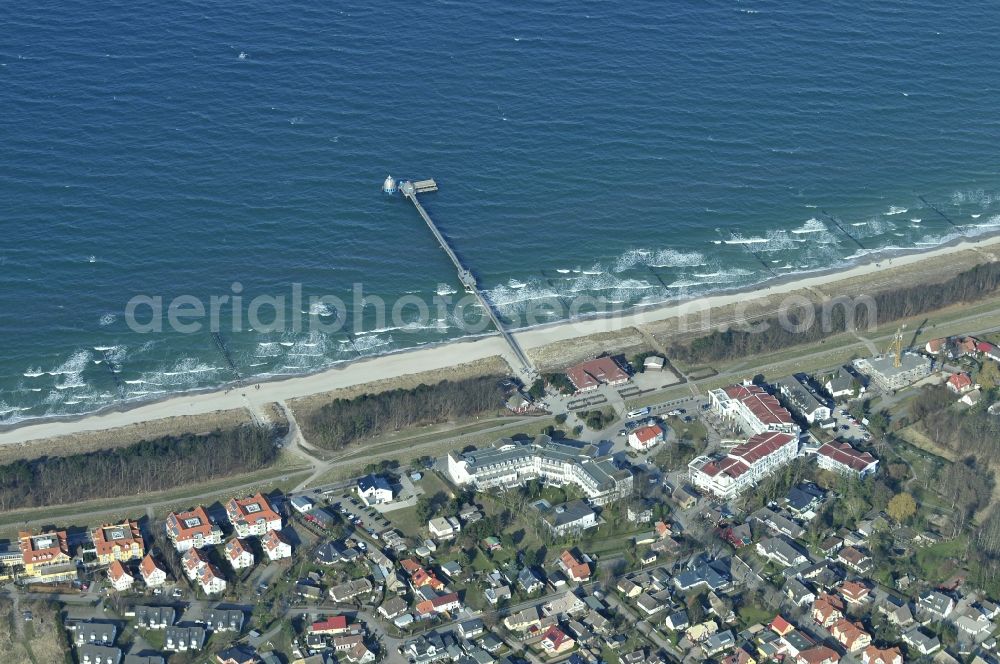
[458, 618, 485, 639]
[128, 605, 175, 629]
[862, 646, 903, 664]
[139, 554, 167, 587]
[838, 580, 871, 605]
[664, 611, 689, 632]
[79, 644, 123, 664]
[902, 628, 941, 655]
[947, 372, 975, 394]
[830, 619, 871, 653]
[540, 625, 575, 656]
[518, 567, 545, 593]
[108, 561, 134, 592]
[837, 546, 874, 574]
[428, 516, 461, 541]
[813, 594, 846, 628]
[918, 590, 955, 621]
[164, 507, 223, 552]
[559, 550, 592, 583]
[357, 475, 395, 505]
[770, 615, 795, 637]
[786, 578, 816, 607]
[379, 596, 408, 621]
[92, 521, 144, 565]
[225, 493, 282, 537]
[199, 609, 244, 632]
[505, 607, 541, 632]
[73, 621, 117, 646]
[702, 630, 736, 657]
[224, 538, 255, 570]
[329, 578, 374, 603]
[164, 626, 206, 652]
[216, 645, 257, 664]
[290, 496, 315, 514]
[182, 548, 210, 580]
[198, 563, 227, 595]
[756, 535, 810, 568]
[262, 529, 292, 561]
[310, 616, 352, 636]
[628, 424, 664, 452]
[796, 646, 840, 664]
[415, 591, 461, 617]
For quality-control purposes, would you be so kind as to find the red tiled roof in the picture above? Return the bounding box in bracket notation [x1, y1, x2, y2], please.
[166, 506, 216, 541]
[723, 384, 794, 426]
[566, 357, 629, 391]
[797, 645, 840, 664]
[140, 554, 164, 580]
[92, 520, 143, 557]
[225, 493, 281, 527]
[817, 442, 876, 472]
[18, 530, 69, 566]
[731, 431, 797, 465]
[632, 425, 663, 443]
[948, 373, 973, 390]
[311, 616, 348, 633]
[770, 614, 794, 635]
[108, 560, 130, 581]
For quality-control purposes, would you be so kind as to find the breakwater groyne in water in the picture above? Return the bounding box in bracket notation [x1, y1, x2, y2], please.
[399, 179, 534, 377]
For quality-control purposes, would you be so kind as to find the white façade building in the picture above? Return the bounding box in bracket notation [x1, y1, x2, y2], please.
[815, 442, 879, 478]
[688, 431, 799, 499]
[447, 436, 632, 506]
[708, 383, 798, 436]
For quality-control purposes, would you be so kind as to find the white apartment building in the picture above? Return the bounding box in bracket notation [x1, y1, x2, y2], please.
[447, 436, 633, 506]
[708, 383, 797, 435]
[688, 431, 799, 499]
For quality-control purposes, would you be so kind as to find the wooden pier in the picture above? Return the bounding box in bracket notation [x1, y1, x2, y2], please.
[399, 179, 534, 376]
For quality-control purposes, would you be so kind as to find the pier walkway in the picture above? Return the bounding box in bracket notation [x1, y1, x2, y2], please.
[399, 180, 534, 376]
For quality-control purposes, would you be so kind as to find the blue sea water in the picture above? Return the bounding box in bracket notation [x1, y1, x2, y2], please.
[3, 0, 1000, 423]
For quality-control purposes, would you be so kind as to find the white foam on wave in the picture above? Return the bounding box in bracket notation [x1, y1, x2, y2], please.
[508, 279, 527, 289]
[727, 230, 795, 252]
[972, 214, 982, 219]
[436, 283, 457, 296]
[613, 248, 707, 272]
[23, 368, 44, 378]
[910, 218, 922, 223]
[886, 206, 908, 215]
[303, 301, 337, 317]
[555, 269, 571, 274]
[791, 218, 828, 234]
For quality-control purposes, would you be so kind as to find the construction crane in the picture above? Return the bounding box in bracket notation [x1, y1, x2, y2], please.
[886, 326, 905, 368]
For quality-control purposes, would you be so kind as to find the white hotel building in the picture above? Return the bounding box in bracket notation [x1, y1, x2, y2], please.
[708, 383, 798, 436]
[688, 431, 800, 499]
[447, 436, 633, 506]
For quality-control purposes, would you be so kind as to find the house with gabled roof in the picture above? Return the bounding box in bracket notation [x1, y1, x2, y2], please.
[224, 538, 254, 570]
[165, 507, 223, 552]
[92, 520, 145, 565]
[139, 554, 167, 587]
[225, 493, 281, 537]
[108, 560, 134, 592]
[262, 529, 292, 561]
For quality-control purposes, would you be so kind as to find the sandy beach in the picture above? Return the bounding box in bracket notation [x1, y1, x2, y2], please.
[3, 233, 1000, 448]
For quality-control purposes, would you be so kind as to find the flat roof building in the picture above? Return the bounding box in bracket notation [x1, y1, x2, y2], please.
[852, 353, 931, 392]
